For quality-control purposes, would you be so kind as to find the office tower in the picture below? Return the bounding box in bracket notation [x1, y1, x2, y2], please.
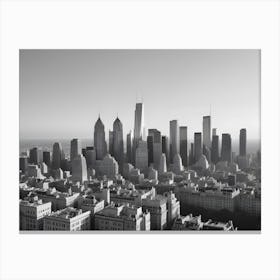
[70, 138, 81, 162]
[126, 131, 132, 163]
[109, 130, 113, 155]
[29, 147, 42, 164]
[43, 151, 51, 166]
[135, 140, 148, 173]
[113, 117, 124, 170]
[148, 129, 162, 169]
[148, 166, 158, 181]
[72, 154, 88, 183]
[194, 132, 202, 162]
[212, 128, 217, 136]
[189, 143, 194, 165]
[203, 116, 211, 149]
[172, 153, 183, 174]
[158, 153, 167, 175]
[147, 135, 154, 166]
[169, 120, 179, 163]
[161, 136, 170, 166]
[179, 126, 188, 167]
[133, 103, 144, 141]
[84, 146, 96, 169]
[19, 156, 28, 174]
[239, 128, 247, 156]
[221, 133, 232, 163]
[94, 116, 107, 160]
[52, 142, 63, 170]
[211, 135, 219, 164]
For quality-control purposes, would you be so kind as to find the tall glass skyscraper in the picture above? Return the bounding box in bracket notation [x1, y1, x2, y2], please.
[203, 115, 211, 149]
[52, 142, 63, 169]
[113, 117, 124, 170]
[133, 103, 144, 141]
[94, 116, 107, 160]
[239, 128, 247, 156]
[221, 133, 232, 163]
[194, 132, 202, 162]
[169, 120, 179, 163]
[70, 138, 81, 162]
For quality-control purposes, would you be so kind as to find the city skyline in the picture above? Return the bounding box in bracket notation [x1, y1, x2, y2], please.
[20, 49, 260, 140]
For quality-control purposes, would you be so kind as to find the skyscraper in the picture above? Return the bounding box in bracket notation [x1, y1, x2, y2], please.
[194, 133, 202, 162]
[211, 135, 219, 164]
[43, 151, 51, 167]
[221, 133, 232, 163]
[70, 138, 81, 162]
[52, 142, 63, 170]
[161, 136, 170, 166]
[239, 128, 247, 156]
[72, 154, 88, 183]
[29, 147, 42, 165]
[203, 116, 211, 149]
[109, 130, 114, 155]
[147, 135, 154, 166]
[169, 120, 179, 164]
[172, 153, 183, 174]
[133, 103, 144, 141]
[126, 131, 132, 163]
[94, 116, 107, 160]
[212, 128, 217, 136]
[135, 140, 148, 173]
[148, 129, 162, 169]
[84, 146, 96, 169]
[113, 117, 124, 170]
[179, 126, 188, 167]
[132, 103, 144, 164]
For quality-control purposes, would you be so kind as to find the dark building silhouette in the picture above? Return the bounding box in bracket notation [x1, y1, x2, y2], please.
[147, 135, 154, 166]
[179, 126, 188, 167]
[113, 117, 124, 170]
[94, 116, 107, 160]
[52, 142, 63, 170]
[194, 132, 202, 162]
[20, 156, 28, 174]
[239, 128, 247, 156]
[169, 120, 179, 164]
[109, 130, 114, 156]
[189, 143, 194, 165]
[211, 135, 219, 164]
[70, 138, 81, 162]
[29, 147, 42, 164]
[221, 133, 232, 163]
[43, 151, 51, 166]
[126, 132, 132, 163]
[148, 129, 162, 169]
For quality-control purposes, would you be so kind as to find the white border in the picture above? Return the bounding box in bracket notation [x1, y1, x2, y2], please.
[0, 1, 279, 280]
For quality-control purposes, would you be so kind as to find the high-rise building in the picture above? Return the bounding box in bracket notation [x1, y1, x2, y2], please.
[133, 103, 144, 141]
[212, 128, 217, 136]
[203, 116, 211, 149]
[84, 146, 96, 169]
[52, 142, 63, 170]
[113, 117, 124, 170]
[194, 132, 202, 162]
[158, 153, 167, 175]
[189, 143, 194, 165]
[135, 140, 148, 173]
[19, 156, 28, 174]
[29, 147, 42, 165]
[99, 154, 119, 179]
[211, 135, 219, 164]
[179, 126, 188, 167]
[239, 128, 247, 156]
[43, 151, 51, 167]
[161, 136, 169, 166]
[221, 133, 232, 163]
[147, 135, 154, 166]
[126, 131, 132, 163]
[70, 138, 81, 162]
[148, 129, 162, 169]
[169, 120, 179, 163]
[109, 130, 114, 155]
[94, 116, 107, 160]
[72, 154, 88, 183]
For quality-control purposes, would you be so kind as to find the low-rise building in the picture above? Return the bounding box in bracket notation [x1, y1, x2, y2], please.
[43, 207, 91, 231]
[20, 196, 52, 230]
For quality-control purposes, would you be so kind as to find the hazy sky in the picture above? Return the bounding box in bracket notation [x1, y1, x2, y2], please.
[19, 49, 260, 141]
